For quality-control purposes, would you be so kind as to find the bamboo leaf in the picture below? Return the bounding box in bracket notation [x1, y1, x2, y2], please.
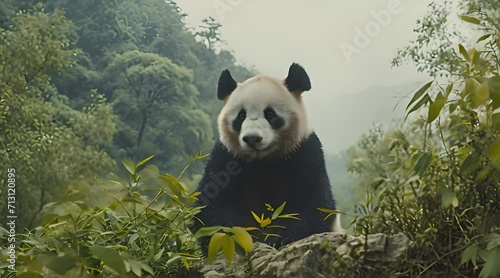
[459, 15, 481, 25]
[477, 34, 491, 43]
[413, 152, 432, 175]
[194, 226, 222, 238]
[221, 235, 235, 264]
[271, 202, 286, 220]
[479, 247, 500, 278]
[460, 152, 480, 175]
[488, 76, 500, 109]
[89, 245, 126, 275]
[471, 81, 490, 107]
[317, 208, 339, 214]
[230, 227, 253, 254]
[461, 244, 478, 267]
[406, 94, 431, 120]
[492, 113, 500, 131]
[489, 138, 500, 166]
[122, 159, 136, 175]
[406, 81, 433, 111]
[459, 44, 470, 61]
[445, 83, 453, 98]
[278, 214, 301, 220]
[428, 93, 447, 123]
[260, 218, 272, 228]
[207, 233, 225, 264]
[136, 155, 155, 168]
[462, 79, 476, 98]
[251, 211, 261, 224]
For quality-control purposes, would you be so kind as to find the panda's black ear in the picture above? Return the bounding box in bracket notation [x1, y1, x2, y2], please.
[217, 69, 237, 100]
[284, 63, 311, 94]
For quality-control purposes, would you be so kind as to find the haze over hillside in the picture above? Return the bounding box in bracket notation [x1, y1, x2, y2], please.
[314, 80, 424, 154]
[318, 81, 426, 224]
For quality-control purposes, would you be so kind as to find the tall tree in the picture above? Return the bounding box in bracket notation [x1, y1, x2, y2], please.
[102, 50, 213, 174]
[195, 17, 223, 51]
[0, 7, 115, 228]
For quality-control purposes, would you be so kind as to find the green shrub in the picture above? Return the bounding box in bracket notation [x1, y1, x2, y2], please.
[350, 3, 500, 277]
[2, 155, 206, 277]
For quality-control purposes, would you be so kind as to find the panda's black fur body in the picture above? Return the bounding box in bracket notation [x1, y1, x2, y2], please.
[191, 63, 339, 251]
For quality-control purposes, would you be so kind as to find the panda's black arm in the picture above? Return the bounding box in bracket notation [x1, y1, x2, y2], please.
[191, 141, 240, 231]
[274, 132, 336, 245]
[290, 132, 336, 207]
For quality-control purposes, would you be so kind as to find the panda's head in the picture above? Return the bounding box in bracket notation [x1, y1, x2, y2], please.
[217, 63, 313, 159]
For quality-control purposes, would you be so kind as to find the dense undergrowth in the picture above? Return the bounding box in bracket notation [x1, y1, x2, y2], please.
[349, 1, 500, 276]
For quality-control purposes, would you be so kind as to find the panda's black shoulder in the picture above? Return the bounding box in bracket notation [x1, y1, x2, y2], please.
[200, 140, 243, 173]
[298, 132, 323, 151]
[207, 140, 234, 161]
[291, 132, 326, 162]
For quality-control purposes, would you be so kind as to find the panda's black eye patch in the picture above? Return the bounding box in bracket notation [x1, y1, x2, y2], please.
[232, 109, 246, 132]
[238, 110, 246, 119]
[264, 107, 284, 130]
[264, 109, 275, 120]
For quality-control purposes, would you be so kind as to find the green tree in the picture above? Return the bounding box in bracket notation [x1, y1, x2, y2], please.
[0, 7, 115, 228]
[0, 0, 256, 189]
[102, 50, 213, 175]
[18, 0, 255, 177]
[195, 17, 223, 51]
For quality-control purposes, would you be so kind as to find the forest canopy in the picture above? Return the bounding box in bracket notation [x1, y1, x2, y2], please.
[0, 0, 254, 230]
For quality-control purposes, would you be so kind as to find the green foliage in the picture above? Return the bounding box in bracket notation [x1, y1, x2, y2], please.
[194, 202, 301, 265]
[5, 157, 204, 277]
[317, 207, 341, 221]
[392, 1, 461, 76]
[195, 17, 223, 51]
[195, 226, 253, 265]
[350, 2, 500, 276]
[101, 49, 214, 175]
[22, 0, 256, 178]
[248, 202, 300, 245]
[0, 7, 115, 229]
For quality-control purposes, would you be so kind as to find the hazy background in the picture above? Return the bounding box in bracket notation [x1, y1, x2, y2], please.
[176, 0, 433, 153]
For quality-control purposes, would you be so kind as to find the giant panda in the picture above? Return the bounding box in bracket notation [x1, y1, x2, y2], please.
[192, 63, 341, 251]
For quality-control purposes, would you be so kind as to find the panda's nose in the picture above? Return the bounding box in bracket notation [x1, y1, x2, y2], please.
[243, 135, 263, 147]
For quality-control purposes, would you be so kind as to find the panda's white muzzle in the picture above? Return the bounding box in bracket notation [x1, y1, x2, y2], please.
[239, 118, 275, 152]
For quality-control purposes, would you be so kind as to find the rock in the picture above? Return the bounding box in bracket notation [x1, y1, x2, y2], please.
[366, 233, 387, 254]
[385, 233, 410, 259]
[184, 232, 411, 277]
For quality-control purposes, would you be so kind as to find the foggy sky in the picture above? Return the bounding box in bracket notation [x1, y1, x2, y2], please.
[175, 0, 434, 153]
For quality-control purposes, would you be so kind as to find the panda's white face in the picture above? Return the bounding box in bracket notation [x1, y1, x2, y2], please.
[218, 75, 312, 159]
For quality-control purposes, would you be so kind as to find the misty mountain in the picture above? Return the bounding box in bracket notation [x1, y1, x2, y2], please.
[321, 80, 425, 224]
[314, 80, 425, 154]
